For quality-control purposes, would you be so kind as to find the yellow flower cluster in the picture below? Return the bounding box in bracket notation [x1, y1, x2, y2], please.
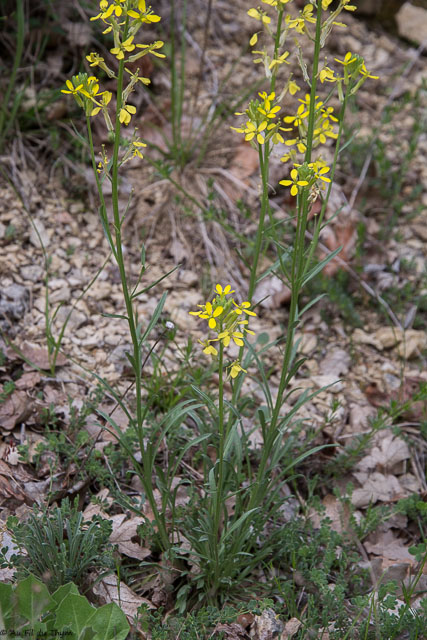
[189, 285, 256, 378]
[231, 91, 289, 146]
[282, 93, 338, 157]
[61, 0, 165, 134]
[279, 159, 330, 197]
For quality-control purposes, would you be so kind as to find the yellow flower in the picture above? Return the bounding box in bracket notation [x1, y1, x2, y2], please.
[358, 63, 379, 80]
[111, 36, 135, 60]
[248, 8, 271, 24]
[262, 0, 291, 5]
[288, 80, 300, 95]
[190, 302, 223, 329]
[86, 52, 104, 67]
[91, 0, 125, 21]
[61, 79, 83, 96]
[309, 161, 331, 185]
[217, 330, 245, 348]
[132, 41, 166, 59]
[319, 66, 336, 83]
[119, 104, 136, 125]
[237, 320, 256, 336]
[269, 50, 290, 69]
[322, 0, 333, 8]
[232, 301, 257, 317]
[125, 68, 151, 85]
[228, 361, 247, 379]
[198, 340, 218, 357]
[334, 51, 357, 67]
[249, 33, 258, 46]
[283, 103, 309, 127]
[342, 0, 357, 10]
[279, 168, 309, 196]
[286, 5, 315, 33]
[215, 284, 234, 296]
[127, 3, 161, 24]
[132, 140, 147, 159]
[232, 119, 268, 145]
[258, 91, 281, 118]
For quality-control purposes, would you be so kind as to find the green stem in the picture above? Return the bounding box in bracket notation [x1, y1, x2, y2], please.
[304, 4, 323, 163]
[248, 3, 324, 511]
[212, 342, 225, 589]
[302, 90, 348, 282]
[248, 143, 270, 301]
[247, 8, 285, 302]
[215, 345, 225, 522]
[106, 61, 170, 552]
[270, 7, 284, 95]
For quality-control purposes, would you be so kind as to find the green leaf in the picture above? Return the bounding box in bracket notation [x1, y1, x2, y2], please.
[131, 265, 179, 299]
[55, 593, 95, 636]
[301, 247, 342, 287]
[0, 583, 13, 631]
[51, 582, 80, 608]
[78, 626, 97, 640]
[100, 312, 129, 321]
[139, 291, 167, 344]
[87, 602, 129, 640]
[15, 574, 52, 625]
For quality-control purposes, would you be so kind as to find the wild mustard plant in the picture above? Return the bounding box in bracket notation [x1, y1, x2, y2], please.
[230, 0, 379, 517]
[185, 0, 379, 602]
[60, 1, 175, 552]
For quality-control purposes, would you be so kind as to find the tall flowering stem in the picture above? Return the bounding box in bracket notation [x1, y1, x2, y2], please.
[247, 7, 285, 302]
[62, 0, 170, 552]
[232, 0, 379, 514]
[189, 284, 256, 590]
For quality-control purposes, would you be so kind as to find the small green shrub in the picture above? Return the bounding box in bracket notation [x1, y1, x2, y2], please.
[2, 498, 114, 592]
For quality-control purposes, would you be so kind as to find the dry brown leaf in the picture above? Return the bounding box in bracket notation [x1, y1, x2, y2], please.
[364, 530, 415, 568]
[0, 390, 32, 430]
[280, 618, 302, 639]
[14, 371, 41, 390]
[213, 623, 247, 640]
[229, 142, 259, 181]
[3, 443, 20, 465]
[352, 472, 405, 508]
[83, 488, 113, 519]
[364, 378, 425, 420]
[92, 574, 154, 622]
[319, 214, 357, 276]
[19, 343, 67, 370]
[309, 494, 350, 534]
[356, 432, 410, 474]
[0, 460, 26, 502]
[109, 513, 151, 560]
